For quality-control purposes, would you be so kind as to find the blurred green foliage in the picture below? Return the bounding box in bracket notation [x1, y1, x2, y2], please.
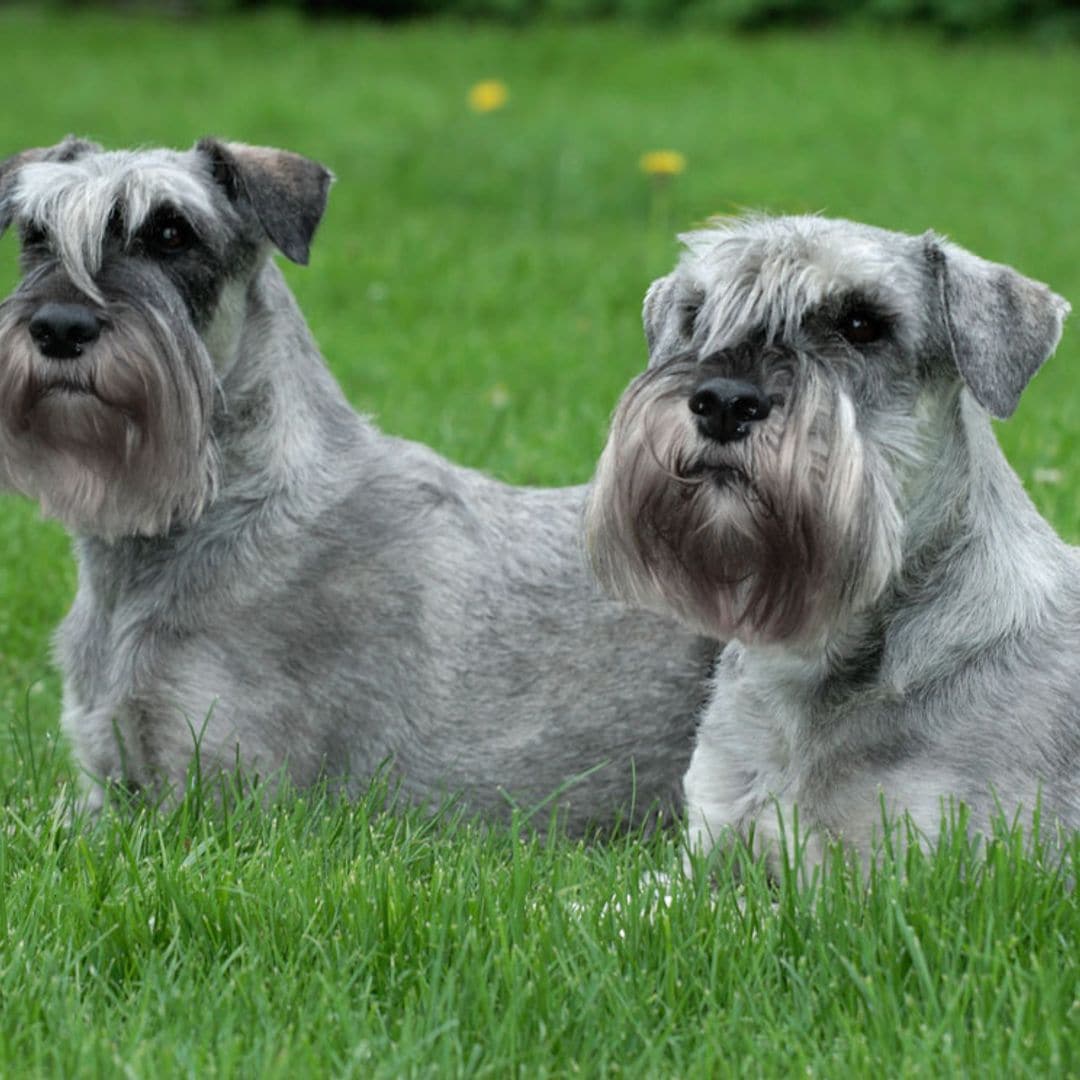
[124, 0, 1080, 36]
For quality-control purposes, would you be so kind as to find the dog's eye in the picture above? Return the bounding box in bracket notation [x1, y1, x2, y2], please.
[679, 301, 701, 339]
[142, 212, 197, 255]
[19, 223, 48, 248]
[838, 309, 887, 346]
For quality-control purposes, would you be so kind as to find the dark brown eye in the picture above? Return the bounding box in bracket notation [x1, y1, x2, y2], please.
[20, 222, 48, 248]
[838, 308, 887, 346]
[143, 211, 196, 255]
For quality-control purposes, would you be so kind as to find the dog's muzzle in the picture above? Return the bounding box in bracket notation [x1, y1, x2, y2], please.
[28, 301, 103, 361]
[688, 377, 772, 444]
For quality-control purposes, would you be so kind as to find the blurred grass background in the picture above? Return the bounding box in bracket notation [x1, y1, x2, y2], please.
[0, 10, 1078, 1073]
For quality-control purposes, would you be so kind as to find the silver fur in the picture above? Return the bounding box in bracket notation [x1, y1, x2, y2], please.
[586, 214, 1079, 868]
[0, 137, 715, 828]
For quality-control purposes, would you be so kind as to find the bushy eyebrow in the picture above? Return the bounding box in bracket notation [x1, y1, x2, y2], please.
[10, 156, 220, 301]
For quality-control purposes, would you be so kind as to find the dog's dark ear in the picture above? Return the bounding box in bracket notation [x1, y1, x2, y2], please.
[924, 233, 1070, 419]
[197, 138, 334, 266]
[0, 135, 100, 234]
[642, 272, 704, 368]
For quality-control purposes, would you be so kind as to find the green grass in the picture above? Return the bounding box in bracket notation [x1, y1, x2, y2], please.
[1, 9, 1079, 1075]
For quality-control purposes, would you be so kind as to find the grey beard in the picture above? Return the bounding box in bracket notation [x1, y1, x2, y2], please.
[586, 357, 905, 645]
[0, 272, 218, 539]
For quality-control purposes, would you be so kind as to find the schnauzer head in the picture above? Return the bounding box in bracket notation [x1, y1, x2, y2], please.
[586, 215, 1070, 646]
[0, 135, 332, 539]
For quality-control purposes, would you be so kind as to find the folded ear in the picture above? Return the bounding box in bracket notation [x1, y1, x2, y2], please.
[642, 271, 704, 367]
[0, 135, 100, 233]
[924, 233, 1070, 419]
[197, 137, 334, 266]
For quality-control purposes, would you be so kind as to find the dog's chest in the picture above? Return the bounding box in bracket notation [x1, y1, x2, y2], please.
[58, 535, 220, 721]
[717, 645, 894, 824]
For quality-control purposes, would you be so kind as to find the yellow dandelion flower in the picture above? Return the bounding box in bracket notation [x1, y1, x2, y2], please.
[468, 80, 509, 113]
[639, 150, 687, 177]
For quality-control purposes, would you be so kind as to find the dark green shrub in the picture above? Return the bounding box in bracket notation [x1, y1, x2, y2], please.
[71, 0, 1080, 35]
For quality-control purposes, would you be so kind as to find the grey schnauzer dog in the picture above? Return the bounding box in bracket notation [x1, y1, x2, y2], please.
[0, 136, 714, 828]
[586, 214, 1079, 869]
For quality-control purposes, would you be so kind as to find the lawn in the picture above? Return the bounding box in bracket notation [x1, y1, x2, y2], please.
[1, 8, 1079, 1075]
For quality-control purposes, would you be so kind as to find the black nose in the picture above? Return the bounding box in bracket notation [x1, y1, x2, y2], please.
[689, 377, 772, 444]
[28, 302, 102, 360]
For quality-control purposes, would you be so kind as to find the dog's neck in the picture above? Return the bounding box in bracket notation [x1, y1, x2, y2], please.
[894, 387, 1062, 605]
[213, 259, 368, 489]
[877, 386, 1071, 689]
